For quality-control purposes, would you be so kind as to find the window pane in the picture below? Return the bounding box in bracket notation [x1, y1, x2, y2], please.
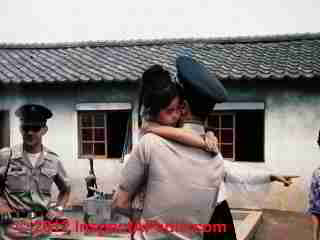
[107, 111, 130, 158]
[94, 143, 105, 155]
[83, 143, 93, 155]
[81, 114, 92, 127]
[0, 111, 10, 148]
[221, 129, 233, 143]
[95, 128, 105, 141]
[214, 130, 220, 138]
[235, 111, 264, 162]
[94, 114, 105, 127]
[79, 110, 132, 158]
[82, 129, 93, 141]
[221, 115, 233, 128]
[207, 115, 219, 128]
[221, 144, 233, 159]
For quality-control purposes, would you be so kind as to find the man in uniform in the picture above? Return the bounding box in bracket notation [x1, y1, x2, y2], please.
[0, 104, 71, 239]
[113, 57, 228, 240]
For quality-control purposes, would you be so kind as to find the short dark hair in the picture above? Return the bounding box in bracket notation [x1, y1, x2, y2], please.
[138, 65, 183, 125]
[186, 101, 214, 121]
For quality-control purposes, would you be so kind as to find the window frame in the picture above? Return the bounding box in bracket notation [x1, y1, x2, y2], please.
[78, 111, 108, 159]
[206, 102, 265, 163]
[77, 102, 132, 159]
[206, 111, 236, 161]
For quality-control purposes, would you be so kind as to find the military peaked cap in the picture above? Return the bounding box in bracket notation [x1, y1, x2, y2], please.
[176, 56, 228, 107]
[15, 104, 52, 126]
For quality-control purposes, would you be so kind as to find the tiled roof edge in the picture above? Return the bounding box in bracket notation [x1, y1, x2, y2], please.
[0, 32, 320, 50]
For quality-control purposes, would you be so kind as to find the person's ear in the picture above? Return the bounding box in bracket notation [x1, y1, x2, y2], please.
[41, 126, 48, 136]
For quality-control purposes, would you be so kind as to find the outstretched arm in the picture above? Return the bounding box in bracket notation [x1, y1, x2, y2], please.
[224, 160, 299, 187]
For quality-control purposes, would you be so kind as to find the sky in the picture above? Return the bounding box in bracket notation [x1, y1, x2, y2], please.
[0, 0, 319, 43]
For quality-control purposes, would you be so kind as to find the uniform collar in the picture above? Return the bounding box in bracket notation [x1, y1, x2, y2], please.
[35, 147, 52, 168]
[11, 144, 51, 168]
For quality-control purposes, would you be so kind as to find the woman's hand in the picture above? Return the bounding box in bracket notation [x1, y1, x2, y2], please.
[140, 121, 160, 135]
[270, 175, 299, 187]
[204, 131, 219, 153]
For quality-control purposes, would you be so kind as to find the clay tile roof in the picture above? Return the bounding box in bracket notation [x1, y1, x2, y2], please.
[0, 32, 319, 84]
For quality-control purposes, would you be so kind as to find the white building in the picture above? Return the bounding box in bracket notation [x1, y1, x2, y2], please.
[0, 33, 319, 212]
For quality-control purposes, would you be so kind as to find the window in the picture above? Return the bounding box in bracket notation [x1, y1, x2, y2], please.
[0, 111, 10, 149]
[78, 110, 131, 158]
[206, 110, 264, 162]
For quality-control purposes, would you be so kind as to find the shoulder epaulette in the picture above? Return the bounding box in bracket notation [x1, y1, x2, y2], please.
[0, 147, 11, 155]
[0, 147, 11, 162]
[43, 145, 59, 157]
[47, 150, 58, 157]
[45, 149, 59, 160]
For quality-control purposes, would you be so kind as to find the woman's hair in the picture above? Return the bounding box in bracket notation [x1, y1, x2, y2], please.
[138, 65, 183, 126]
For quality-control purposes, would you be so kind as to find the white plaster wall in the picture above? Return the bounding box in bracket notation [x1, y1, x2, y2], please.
[264, 89, 320, 211]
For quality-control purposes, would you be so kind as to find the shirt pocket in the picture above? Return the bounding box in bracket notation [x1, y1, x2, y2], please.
[6, 167, 29, 191]
[39, 167, 56, 193]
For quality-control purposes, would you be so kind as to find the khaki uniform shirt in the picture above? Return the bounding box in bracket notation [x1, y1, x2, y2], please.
[120, 123, 224, 240]
[0, 144, 70, 212]
[0, 144, 71, 239]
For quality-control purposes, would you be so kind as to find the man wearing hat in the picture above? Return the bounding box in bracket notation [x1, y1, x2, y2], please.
[113, 57, 227, 240]
[0, 104, 71, 239]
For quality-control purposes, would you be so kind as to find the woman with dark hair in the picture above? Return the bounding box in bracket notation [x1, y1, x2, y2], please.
[137, 64, 216, 151]
[138, 64, 182, 127]
[137, 64, 184, 131]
